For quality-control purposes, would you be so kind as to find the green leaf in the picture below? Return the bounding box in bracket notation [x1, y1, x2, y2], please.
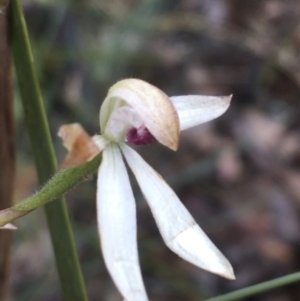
[9, 0, 93, 299]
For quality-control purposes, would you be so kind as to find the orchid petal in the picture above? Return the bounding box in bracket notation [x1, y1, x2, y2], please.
[100, 79, 179, 150]
[97, 143, 148, 301]
[121, 144, 235, 280]
[170, 95, 232, 131]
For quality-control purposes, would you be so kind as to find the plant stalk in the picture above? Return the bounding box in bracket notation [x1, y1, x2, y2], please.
[0, 155, 101, 227]
[205, 271, 300, 301]
[9, 0, 89, 299]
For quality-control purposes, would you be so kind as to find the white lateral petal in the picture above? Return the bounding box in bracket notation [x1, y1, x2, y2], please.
[97, 144, 148, 301]
[170, 95, 232, 131]
[121, 144, 234, 280]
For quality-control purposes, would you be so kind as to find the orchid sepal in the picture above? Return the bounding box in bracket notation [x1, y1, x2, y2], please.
[120, 144, 235, 280]
[97, 143, 148, 301]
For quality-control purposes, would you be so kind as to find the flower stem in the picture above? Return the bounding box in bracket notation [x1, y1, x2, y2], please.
[0, 155, 101, 227]
[9, 0, 91, 299]
[205, 271, 300, 301]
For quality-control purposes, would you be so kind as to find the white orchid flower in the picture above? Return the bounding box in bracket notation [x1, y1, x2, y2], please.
[58, 79, 234, 300]
[87, 78, 234, 301]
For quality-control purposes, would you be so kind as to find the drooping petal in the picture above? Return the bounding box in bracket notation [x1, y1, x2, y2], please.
[170, 95, 232, 131]
[100, 79, 180, 150]
[121, 144, 235, 280]
[97, 143, 148, 301]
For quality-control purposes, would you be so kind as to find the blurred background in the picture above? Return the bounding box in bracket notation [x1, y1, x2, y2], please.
[9, 0, 300, 300]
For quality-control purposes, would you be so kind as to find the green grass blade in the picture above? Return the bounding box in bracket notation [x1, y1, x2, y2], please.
[9, 0, 90, 299]
[205, 271, 300, 301]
